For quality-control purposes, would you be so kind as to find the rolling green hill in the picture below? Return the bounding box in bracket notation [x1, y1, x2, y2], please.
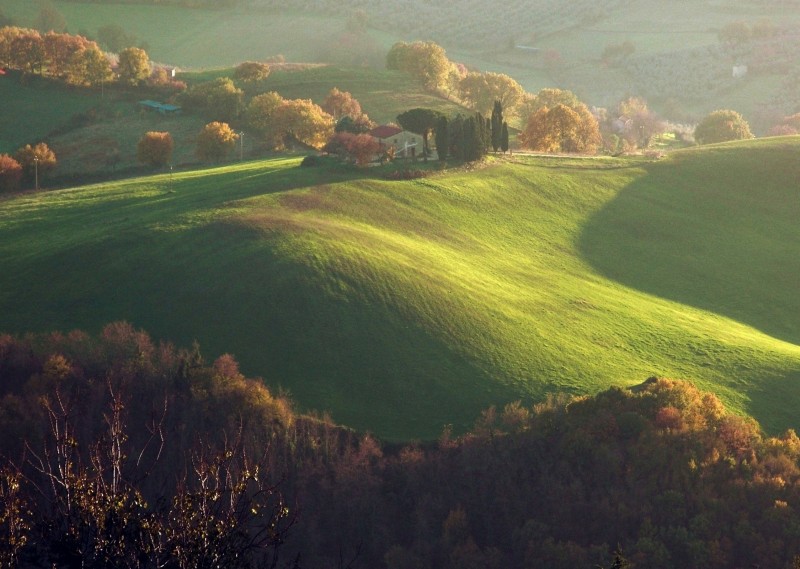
[0, 139, 798, 440]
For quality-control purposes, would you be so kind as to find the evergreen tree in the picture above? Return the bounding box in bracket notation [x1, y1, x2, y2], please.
[500, 121, 509, 153]
[449, 114, 465, 161]
[491, 100, 503, 152]
[464, 117, 475, 161]
[463, 116, 485, 162]
[435, 115, 449, 161]
[473, 112, 489, 157]
[472, 114, 482, 158]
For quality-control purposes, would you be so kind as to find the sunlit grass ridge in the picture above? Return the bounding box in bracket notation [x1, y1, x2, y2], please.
[0, 139, 798, 440]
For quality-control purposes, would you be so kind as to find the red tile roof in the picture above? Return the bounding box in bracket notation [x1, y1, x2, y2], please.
[369, 125, 403, 139]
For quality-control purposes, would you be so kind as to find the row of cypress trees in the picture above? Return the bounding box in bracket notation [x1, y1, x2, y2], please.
[433, 100, 509, 162]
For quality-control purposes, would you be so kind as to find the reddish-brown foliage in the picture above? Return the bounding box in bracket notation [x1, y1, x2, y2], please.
[322, 87, 363, 120]
[136, 131, 173, 167]
[0, 154, 22, 192]
[384, 168, 427, 180]
[14, 142, 56, 180]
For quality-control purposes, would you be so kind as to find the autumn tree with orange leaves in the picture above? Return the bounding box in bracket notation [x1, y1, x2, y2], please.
[137, 131, 173, 167]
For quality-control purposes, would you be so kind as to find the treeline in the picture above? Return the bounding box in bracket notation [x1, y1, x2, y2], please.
[4, 325, 800, 567]
[0, 323, 342, 568]
[0, 27, 110, 86]
[0, 26, 182, 93]
[384, 42, 606, 155]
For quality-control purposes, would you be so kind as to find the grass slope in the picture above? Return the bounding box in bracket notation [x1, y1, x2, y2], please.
[0, 75, 106, 154]
[0, 141, 798, 440]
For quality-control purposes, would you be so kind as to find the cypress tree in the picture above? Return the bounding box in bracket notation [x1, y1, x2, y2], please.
[491, 100, 503, 152]
[435, 115, 449, 161]
[464, 116, 484, 161]
[473, 112, 490, 157]
[500, 121, 509, 153]
[474, 113, 483, 153]
[450, 114, 465, 161]
[463, 116, 476, 161]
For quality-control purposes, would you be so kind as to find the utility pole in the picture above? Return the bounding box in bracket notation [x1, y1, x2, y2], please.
[33, 156, 39, 191]
[239, 131, 244, 161]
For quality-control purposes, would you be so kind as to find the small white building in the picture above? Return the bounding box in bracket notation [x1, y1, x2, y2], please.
[732, 64, 748, 79]
[369, 125, 420, 159]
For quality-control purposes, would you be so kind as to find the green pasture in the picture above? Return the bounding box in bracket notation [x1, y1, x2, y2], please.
[0, 75, 106, 154]
[0, 72, 208, 176]
[0, 139, 798, 440]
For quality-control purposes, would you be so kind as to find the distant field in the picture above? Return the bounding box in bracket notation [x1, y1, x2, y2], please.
[0, 72, 208, 175]
[0, 1, 351, 67]
[0, 75, 106, 154]
[5, 0, 800, 123]
[0, 139, 798, 440]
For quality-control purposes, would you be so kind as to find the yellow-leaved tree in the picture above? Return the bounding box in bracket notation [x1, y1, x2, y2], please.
[272, 99, 334, 150]
[196, 122, 239, 162]
[117, 46, 150, 85]
[245, 91, 286, 149]
[519, 103, 601, 154]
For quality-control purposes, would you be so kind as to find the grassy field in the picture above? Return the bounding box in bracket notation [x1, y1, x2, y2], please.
[0, 74, 209, 175]
[0, 138, 798, 440]
[0, 74, 109, 154]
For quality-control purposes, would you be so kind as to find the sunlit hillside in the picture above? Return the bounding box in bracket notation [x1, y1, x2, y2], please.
[0, 138, 798, 440]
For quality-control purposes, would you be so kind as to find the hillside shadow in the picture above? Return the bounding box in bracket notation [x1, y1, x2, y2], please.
[577, 147, 800, 346]
[745, 369, 800, 435]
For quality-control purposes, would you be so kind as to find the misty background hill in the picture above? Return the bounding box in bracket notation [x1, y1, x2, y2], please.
[5, 0, 800, 131]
